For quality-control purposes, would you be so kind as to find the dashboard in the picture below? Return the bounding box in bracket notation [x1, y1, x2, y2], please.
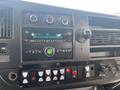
[0, 1, 120, 90]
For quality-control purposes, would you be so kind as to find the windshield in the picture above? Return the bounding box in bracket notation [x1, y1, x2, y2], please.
[23, 0, 120, 15]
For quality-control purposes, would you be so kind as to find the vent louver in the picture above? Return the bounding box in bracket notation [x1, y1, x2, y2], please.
[89, 16, 120, 29]
[0, 8, 13, 39]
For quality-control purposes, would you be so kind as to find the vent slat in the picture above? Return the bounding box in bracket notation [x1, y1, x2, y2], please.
[0, 8, 13, 39]
[89, 16, 120, 29]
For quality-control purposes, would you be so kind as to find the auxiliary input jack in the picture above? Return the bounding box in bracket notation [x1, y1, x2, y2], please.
[8, 72, 17, 81]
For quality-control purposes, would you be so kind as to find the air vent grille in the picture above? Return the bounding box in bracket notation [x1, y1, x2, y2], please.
[89, 16, 120, 29]
[90, 31, 120, 45]
[0, 8, 13, 39]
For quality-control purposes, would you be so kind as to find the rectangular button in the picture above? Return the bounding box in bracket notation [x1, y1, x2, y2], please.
[22, 72, 28, 78]
[60, 68, 65, 75]
[46, 76, 51, 82]
[53, 70, 58, 76]
[30, 71, 37, 82]
[22, 79, 28, 84]
[60, 75, 65, 80]
[38, 77, 44, 82]
[38, 71, 44, 77]
[46, 69, 51, 76]
[72, 66, 78, 79]
[66, 67, 72, 80]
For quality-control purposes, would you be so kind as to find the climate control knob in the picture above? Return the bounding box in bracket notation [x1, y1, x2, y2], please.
[61, 16, 69, 26]
[75, 29, 92, 43]
[46, 15, 54, 24]
[44, 47, 55, 57]
[29, 14, 38, 23]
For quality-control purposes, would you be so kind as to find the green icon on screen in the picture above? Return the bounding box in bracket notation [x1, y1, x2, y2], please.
[45, 47, 55, 57]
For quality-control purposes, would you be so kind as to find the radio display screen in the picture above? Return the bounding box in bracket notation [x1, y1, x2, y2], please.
[31, 33, 63, 39]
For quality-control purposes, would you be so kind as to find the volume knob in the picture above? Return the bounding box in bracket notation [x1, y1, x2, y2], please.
[44, 47, 55, 57]
[29, 14, 38, 23]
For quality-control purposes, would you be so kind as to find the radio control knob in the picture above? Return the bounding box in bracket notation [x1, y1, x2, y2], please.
[46, 15, 54, 24]
[29, 14, 38, 22]
[75, 29, 92, 43]
[44, 47, 55, 57]
[61, 16, 69, 26]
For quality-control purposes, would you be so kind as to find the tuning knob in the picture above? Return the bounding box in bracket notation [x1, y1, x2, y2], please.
[75, 29, 92, 43]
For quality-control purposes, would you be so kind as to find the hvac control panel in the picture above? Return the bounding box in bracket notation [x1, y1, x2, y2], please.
[0, 1, 120, 90]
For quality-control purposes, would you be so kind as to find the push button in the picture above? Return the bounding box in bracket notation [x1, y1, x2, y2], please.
[53, 70, 58, 75]
[52, 69, 58, 81]
[85, 65, 95, 78]
[72, 67, 78, 79]
[73, 71, 77, 78]
[60, 68, 65, 75]
[85, 65, 91, 78]
[60, 75, 65, 80]
[30, 71, 37, 81]
[66, 67, 72, 80]
[38, 71, 44, 77]
[46, 76, 51, 82]
[44, 47, 55, 57]
[38, 78, 43, 82]
[46, 69, 51, 75]
[66, 68, 71, 73]
[22, 72, 28, 78]
[38, 71, 44, 83]
[22, 79, 28, 84]
[53, 76, 58, 81]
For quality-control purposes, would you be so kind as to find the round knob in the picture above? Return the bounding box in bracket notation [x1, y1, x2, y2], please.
[46, 15, 54, 24]
[111, 67, 117, 74]
[44, 47, 55, 57]
[75, 29, 92, 43]
[29, 14, 38, 22]
[61, 16, 69, 26]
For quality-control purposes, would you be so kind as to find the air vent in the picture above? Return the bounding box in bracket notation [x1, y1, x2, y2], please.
[90, 30, 120, 60]
[90, 31, 120, 45]
[89, 16, 120, 29]
[0, 8, 13, 39]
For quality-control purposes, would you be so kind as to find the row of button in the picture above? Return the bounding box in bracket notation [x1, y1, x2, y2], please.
[22, 69, 65, 78]
[21, 66, 85, 85]
[29, 14, 71, 26]
[25, 49, 72, 54]
[21, 68, 65, 84]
